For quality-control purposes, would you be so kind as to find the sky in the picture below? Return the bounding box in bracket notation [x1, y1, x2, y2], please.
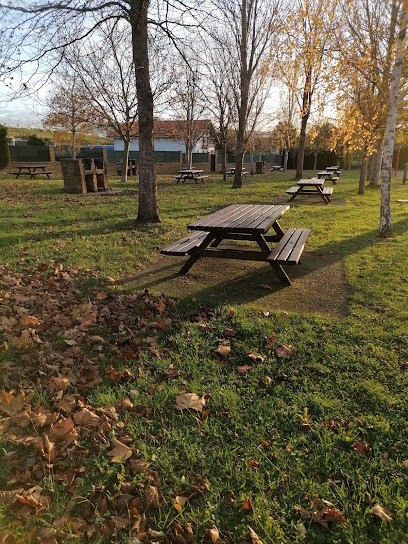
[0, 81, 46, 129]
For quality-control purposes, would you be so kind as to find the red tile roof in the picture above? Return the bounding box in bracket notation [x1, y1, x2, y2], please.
[110, 119, 213, 139]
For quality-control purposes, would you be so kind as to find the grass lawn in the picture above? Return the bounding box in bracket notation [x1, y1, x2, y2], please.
[0, 170, 408, 543]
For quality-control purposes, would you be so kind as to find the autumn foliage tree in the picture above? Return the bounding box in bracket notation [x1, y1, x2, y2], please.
[337, 0, 408, 237]
[43, 75, 91, 159]
[274, 0, 337, 179]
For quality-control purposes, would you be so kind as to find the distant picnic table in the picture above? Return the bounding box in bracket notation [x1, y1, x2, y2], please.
[316, 170, 339, 184]
[286, 178, 333, 204]
[175, 169, 208, 184]
[9, 165, 54, 179]
[226, 168, 247, 177]
[161, 203, 310, 285]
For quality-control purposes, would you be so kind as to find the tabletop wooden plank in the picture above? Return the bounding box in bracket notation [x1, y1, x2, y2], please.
[297, 178, 324, 186]
[188, 204, 289, 233]
[236, 205, 284, 230]
[189, 204, 257, 229]
[189, 204, 246, 229]
[191, 204, 267, 231]
[251, 205, 290, 231]
[219, 204, 271, 230]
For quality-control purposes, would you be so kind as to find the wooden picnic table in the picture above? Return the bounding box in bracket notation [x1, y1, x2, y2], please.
[326, 166, 341, 173]
[227, 168, 247, 177]
[286, 178, 333, 204]
[270, 165, 284, 172]
[161, 203, 310, 285]
[316, 170, 339, 183]
[9, 165, 54, 179]
[175, 169, 208, 184]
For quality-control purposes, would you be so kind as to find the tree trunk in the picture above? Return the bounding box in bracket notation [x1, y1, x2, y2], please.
[395, 143, 401, 176]
[380, 13, 407, 238]
[358, 152, 367, 195]
[296, 113, 309, 179]
[121, 138, 130, 182]
[368, 137, 383, 186]
[283, 148, 288, 172]
[366, 153, 374, 183]
[130, 0, 160, 223]
[222, 140, 227, 180]
[72, 130, 76, 159]
[343, 149, 351, 170]
[313, 151, 318, 171]
[233, 138, 245, 188]
[186, 143, 192, 170]
[233, 0, 249, 189]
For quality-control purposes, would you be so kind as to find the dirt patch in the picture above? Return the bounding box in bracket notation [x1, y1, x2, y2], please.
[118, 249, 349, 318]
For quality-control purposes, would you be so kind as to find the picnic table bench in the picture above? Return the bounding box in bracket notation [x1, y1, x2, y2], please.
[9, 165, 54, 179]
[270, 165, 284, 172]
[174, 169, 208, 184]
[161, 203, 310, 285]
[286, 178, 333, 204]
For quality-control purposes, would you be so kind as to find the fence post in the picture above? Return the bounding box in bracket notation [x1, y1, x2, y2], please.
[49, 145, 56, 177]
[49, 145, 56, 166]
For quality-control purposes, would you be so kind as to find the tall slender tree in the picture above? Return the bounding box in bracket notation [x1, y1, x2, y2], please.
[0, 0, 204, 222]
[209, 0, 279, 189]
[274, 0, 337, 179]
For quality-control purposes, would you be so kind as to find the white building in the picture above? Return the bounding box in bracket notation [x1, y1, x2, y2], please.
[113, 119, 215, 153]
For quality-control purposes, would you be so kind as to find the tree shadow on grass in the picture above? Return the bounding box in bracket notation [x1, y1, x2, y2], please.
[118, 250, 349, 318]
[116, 215, 408, 317]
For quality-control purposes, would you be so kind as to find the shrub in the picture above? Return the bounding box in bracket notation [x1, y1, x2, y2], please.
[27, 134, 52, 146]
[0, 124, 10, 170]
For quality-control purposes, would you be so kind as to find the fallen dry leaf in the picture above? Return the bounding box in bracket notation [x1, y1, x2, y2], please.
[129, 459, 150, 474]
[175, 495, 188, 507]
[213, 345, 231, 357]
[402, 460, 408, 468]
[176, 393, 207, 412]
[249, 526, 263, 543]
[352, 441, 371, 457]
[107, 438, 132, 463]
[246, 350, 264, 362]
[372, 503, 392, 522]
[275, 344, 296, 359]
[208, 525, 221, 543]
[145, 483, 159, 509]
[237, 365, 252, 374]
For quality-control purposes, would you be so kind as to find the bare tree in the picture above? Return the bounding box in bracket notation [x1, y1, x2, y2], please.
[43, 72, 91, 159]
[201, 36, 235, 179]
[170, 64, 206, 169]
[0, 0, 205, 222]
[62, 22, 138, 181]
[208, 0, 279, 188]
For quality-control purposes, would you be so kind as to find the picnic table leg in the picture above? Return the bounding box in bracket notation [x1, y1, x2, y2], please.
[255, 233, 291, 285]
[288, 187, 302, 202]
[317, 186, 330, 204]
[178, 232, 217, 275]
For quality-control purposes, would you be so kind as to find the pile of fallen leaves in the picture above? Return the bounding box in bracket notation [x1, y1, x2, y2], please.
[0, 264, 187, 543]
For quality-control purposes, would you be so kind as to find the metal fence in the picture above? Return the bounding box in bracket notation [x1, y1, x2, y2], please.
[9, 145, 51, 162]
[219, 152, 282, 164]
